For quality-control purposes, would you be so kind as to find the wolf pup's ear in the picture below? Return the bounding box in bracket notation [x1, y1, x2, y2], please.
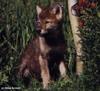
[36, 5, 42, 15]
[51, 4, 63, 20]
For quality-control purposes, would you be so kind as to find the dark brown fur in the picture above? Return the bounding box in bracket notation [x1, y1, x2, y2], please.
[19, 37, 41, 80]
[18, 4, 67, 89]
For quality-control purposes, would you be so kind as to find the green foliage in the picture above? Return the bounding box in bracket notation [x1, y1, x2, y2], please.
[79, 9, 100, 91]
[0, 0, 37, 87]
[0, 0, 100, 91]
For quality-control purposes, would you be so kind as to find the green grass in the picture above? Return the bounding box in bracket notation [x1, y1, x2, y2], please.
[0, 0, 100, 91]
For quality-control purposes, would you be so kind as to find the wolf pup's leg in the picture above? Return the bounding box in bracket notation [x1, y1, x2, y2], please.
[39, 55, 50, 89]
[59, 61, 66, 78]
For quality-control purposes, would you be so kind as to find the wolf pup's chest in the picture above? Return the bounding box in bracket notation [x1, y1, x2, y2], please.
[39, 37, 51, 55]
[38, 32, 66, 58]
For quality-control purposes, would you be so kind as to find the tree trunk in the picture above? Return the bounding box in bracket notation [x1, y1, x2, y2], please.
[68, 0, 83, 75]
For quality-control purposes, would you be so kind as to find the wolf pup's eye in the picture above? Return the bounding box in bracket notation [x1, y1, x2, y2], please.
[45, 21, 49, 24]
[35, 20, 41, 27]
[35, 20, 41, 31]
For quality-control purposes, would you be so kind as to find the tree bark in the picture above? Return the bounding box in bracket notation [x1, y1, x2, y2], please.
[68, 0, 83, 75]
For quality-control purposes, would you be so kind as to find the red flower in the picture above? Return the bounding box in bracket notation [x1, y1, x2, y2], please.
[79, 19, 85, 27]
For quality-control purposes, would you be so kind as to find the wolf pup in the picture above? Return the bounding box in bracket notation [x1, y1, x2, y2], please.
[18, 4, 67, 89]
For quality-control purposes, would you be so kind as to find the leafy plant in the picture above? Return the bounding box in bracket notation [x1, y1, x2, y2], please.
[0, 0, 100, 91]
